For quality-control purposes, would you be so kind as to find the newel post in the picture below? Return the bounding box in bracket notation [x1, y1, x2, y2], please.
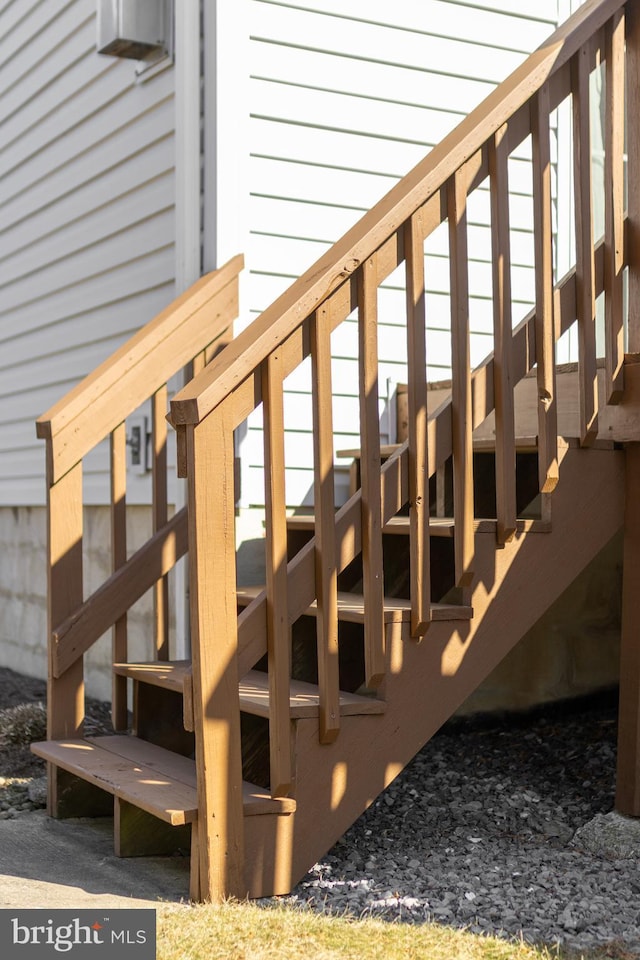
[616, 0, 640, 817]
[186, 399, 245, 900]
[45, 453, 87, 817]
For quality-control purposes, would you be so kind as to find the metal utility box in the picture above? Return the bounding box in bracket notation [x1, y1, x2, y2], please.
[97, 0, 170, 61]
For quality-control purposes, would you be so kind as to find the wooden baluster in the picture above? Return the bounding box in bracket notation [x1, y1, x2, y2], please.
[572, 45, 599, 445]
[152, 386, 169, 660]
[489, 124, 517, 546]
[448, 170, 474, 591]
[531, 82, 559, 492]
[436, 466, 446, 518]
[311, 306, 341, 743]
[111, 424, 128, 730]
[604, 9, 625, 402]
[404, 211, 431, 635]
[358, 257, 386, 687]
[628, 0, 640, 354]
[263, 350, 293, 788]
[46, 459, 84, 813]
[187, 401, 244, 901]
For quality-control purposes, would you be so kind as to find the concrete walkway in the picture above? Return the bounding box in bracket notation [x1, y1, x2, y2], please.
[0, 812, 191, 909]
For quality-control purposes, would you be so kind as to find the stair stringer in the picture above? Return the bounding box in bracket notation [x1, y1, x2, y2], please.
[243, 443, 624, 898]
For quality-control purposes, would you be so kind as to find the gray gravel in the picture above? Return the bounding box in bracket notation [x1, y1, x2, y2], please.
[0, 777, 45, 818]
[3, 676, 638, 953]
[275, 693, 640, 956]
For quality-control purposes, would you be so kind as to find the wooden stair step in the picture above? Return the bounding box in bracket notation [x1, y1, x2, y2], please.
[287, 514, 550, 537]
[31, 735, 196, 825]
[338, 435, 613, 460]
[31, 736, 295, 824]
[238, 669, 386, 719]
[113, 661, 384, 723]
[237, 585, 472, 623]
[287, 513, 455, 538]
[336, 436, 542, 461]
[383, 516, 551, 534]
[113, 660, 194, 732]
[113, 659, 190, 692]
[472, 435, 539, 452]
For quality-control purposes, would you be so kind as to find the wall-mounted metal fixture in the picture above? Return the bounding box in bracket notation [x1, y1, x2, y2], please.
[97, 0, 171, 62]
[127, 416, 151, 475]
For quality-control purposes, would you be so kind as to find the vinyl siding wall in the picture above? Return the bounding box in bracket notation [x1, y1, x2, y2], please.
[0, 0, 176, 507]
[243, 0, 562, 508]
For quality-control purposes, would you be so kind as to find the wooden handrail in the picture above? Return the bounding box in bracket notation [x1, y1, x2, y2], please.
[233, 232, 613, 676]
[52, 507, 189, 676]
[40, 254, 244, 784]
[172, 0, 632, 899]
[171, 0, 624, 429]
[38, 254, 243, 483]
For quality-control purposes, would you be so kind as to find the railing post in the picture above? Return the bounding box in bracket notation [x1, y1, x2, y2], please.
[311, 305, 341, 742]
[616, 0, 640, 818]
[187, 400, 245, 901]
[604, 8, 625, 402]
[46, 457, 85, 815]
[627, 0, 640, 354]
[110, 424, 128, 731]
[448, 169, 474, 592]
[263, 349, 293, 789]
[531, 82, 559, 493]
[617, 442, 640, 816]
[152, 385, 170, 660]
[489, 124, 517, 546]
[404, 210, 431, 634]
[357, 257, 386, 687]
[572, 43, 598, 445]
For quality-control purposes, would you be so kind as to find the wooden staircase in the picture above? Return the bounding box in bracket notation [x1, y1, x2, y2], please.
[32, 0, 640, 904]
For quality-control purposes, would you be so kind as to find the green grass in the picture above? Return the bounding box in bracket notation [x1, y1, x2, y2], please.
[155, 901, 635, 960]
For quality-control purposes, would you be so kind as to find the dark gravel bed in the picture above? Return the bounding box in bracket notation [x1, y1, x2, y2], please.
[2, 667, 638, 955]
[280, 691, 640, 957]
[0, 666, 113, 814]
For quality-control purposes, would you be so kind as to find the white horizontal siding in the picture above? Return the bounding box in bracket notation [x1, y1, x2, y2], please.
[243, 0, 562, 508]
[0, 0, 176, 507]
[0, 136, 174, 260]
[0, 4, 94, 122]
[257, 0, 559, 41]
[0, 92, 174, 232]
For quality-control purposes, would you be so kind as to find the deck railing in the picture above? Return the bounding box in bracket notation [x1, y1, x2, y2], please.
[37, 255, 243, 803]
[170, 0, 635, 899]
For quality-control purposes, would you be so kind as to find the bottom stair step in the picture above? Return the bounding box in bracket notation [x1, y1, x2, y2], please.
[31, 735, 296, 824]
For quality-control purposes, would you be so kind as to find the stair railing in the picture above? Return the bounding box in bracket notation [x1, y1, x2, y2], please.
[36, 254, 243, 811]
[170, 0, 633, 900]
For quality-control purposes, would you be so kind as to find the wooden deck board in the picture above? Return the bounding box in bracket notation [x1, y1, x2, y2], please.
[31, 736, 295, 824]
[238, 670, 386, 720]
[287, 514, 551, 537]
[112, 662, 385, 722]
[113, 661, 191, 693]
[287, 513, 455, 538]
[237, 586, 472, 624]
[113, 660, 194, 732]
[31, 736, 197, 826]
